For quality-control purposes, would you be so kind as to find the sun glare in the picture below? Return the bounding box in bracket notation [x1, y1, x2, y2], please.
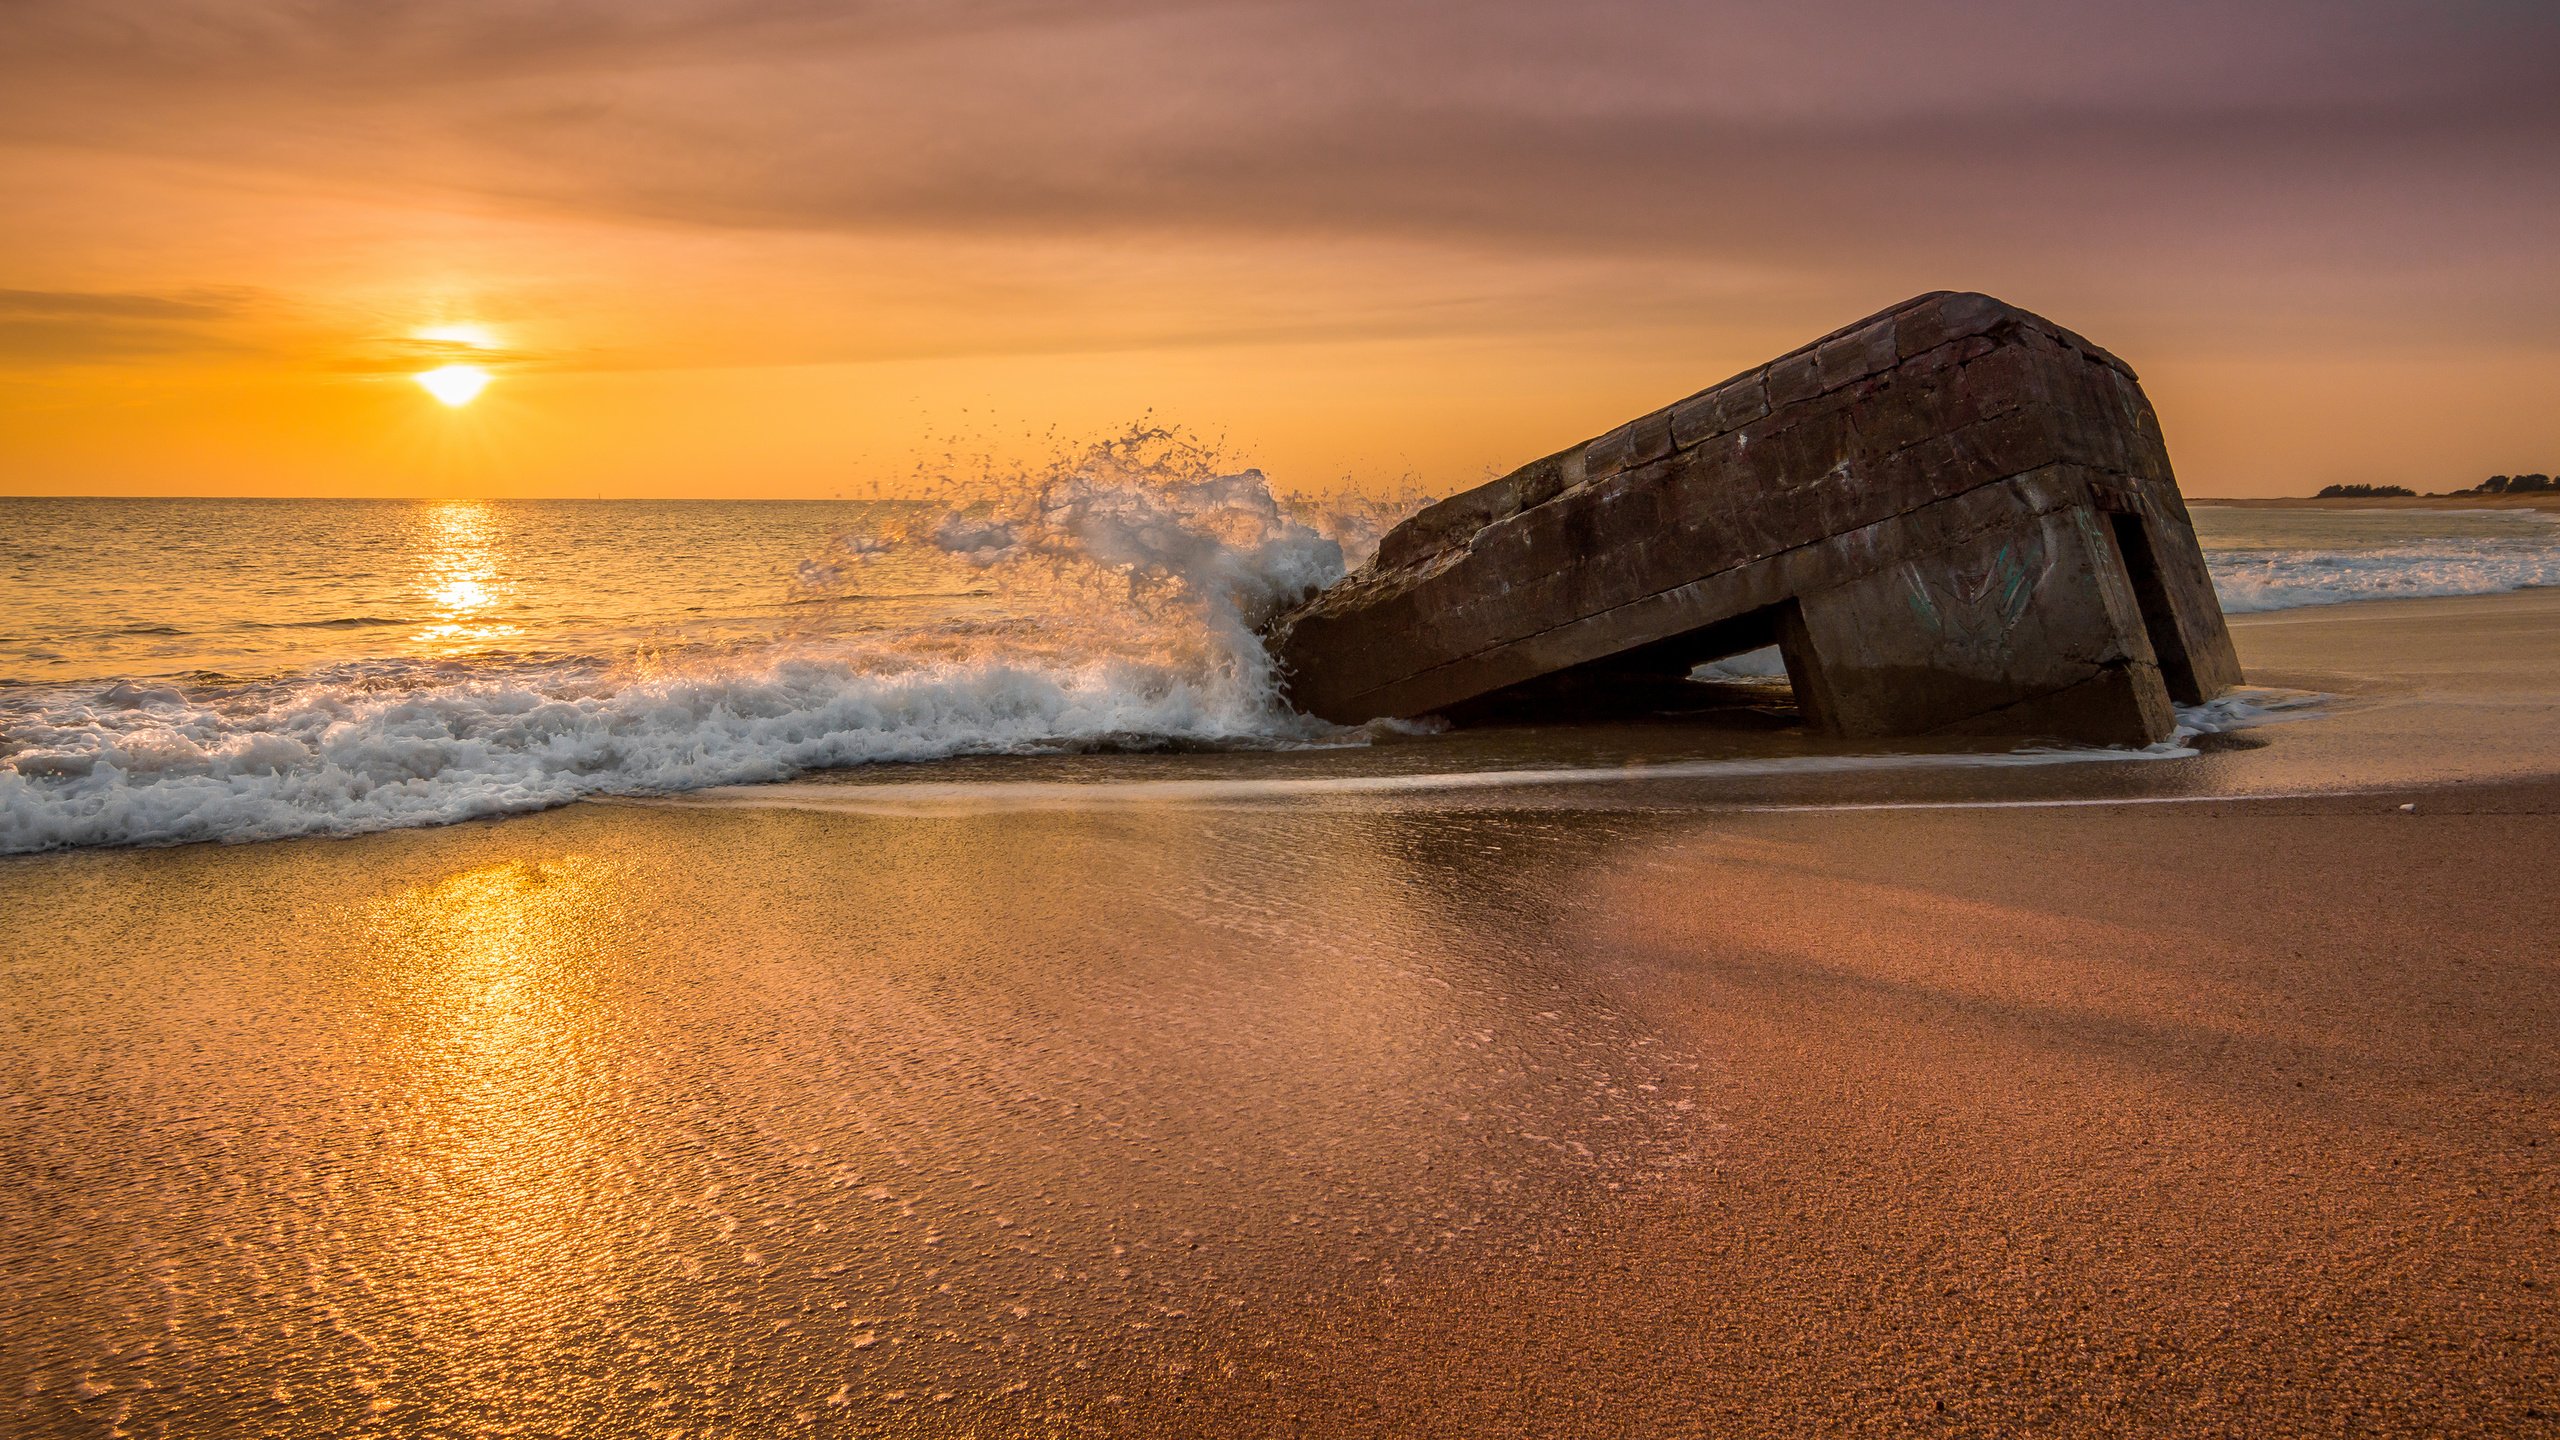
[415, 323, 499, 349]
[417, 364, 492, 407]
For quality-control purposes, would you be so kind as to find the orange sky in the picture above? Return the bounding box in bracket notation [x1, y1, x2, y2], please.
[3, 0, 2555, 500]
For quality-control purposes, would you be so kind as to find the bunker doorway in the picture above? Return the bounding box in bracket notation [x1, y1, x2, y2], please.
[1438, 601, 1806, 728]
[2108, 511, 2205, 704]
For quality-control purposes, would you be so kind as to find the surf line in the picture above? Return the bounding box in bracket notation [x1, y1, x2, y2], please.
[634, 777, 2368, 819]
[633, 694, 2337, 817]
[639, 747, 2206, 815]
[1710, 788, 2353, 814]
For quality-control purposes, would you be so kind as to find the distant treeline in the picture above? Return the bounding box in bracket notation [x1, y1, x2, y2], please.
[2313, 474, 2552, 499]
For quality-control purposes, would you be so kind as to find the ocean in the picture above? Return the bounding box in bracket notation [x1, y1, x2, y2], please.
[3, 460, 2554, 853]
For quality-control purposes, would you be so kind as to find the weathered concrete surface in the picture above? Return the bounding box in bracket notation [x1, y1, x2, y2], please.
[1266, 292, 2242, 746]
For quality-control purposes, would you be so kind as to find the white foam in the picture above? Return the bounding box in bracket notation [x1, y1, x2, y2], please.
[2164, 686, 2330, 741]
[2203, 510, 2559, 612]
[16, 446, 2437, 854]
[0, 656, 1343, 852]
[1, 434, 1369, 853]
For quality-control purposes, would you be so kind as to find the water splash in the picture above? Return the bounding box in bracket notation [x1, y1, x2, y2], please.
[0, 430, 1392, 852]
[797, 426, 1350, 711]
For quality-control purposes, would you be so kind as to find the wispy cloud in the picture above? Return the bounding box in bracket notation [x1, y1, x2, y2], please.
[0, 288, 256, 363]
[5, 0, 2553, 261]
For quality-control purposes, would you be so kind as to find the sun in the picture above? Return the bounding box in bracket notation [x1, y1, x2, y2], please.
[416, 364, 491, 407]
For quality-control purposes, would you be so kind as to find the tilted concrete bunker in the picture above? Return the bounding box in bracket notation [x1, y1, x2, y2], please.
[1265, 292, 2242, 747]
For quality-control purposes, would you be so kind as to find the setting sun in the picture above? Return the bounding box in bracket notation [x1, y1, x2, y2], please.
[416, 364, 492, 407]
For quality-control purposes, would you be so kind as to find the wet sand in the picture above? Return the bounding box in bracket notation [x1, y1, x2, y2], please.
[4, 592, 2556, 1437]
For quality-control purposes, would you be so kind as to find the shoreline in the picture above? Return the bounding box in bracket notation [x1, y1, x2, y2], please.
[4, 586, 2557, 1435]
[3, 586, 2557, 859]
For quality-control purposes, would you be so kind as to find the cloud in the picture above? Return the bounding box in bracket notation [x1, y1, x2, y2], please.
[0, 288, 256, 364]
[1, 0, 2555, 370]
[5, 0, 2554, 259]
[322, 332, 543, 375]
[0, 289, 236, 320]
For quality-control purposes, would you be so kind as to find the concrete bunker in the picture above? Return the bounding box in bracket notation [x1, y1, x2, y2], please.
[1264, 292, 2242, 747]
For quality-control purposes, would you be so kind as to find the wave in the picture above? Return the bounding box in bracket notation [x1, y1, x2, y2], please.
[0, 652, 1354, 853]
[0, 430, 1365, 853]
[87, 614, 414, 642]
[2204, 517, 2559, 613]
[252, 614, 414, 630]
[11, 432, 2430, 855]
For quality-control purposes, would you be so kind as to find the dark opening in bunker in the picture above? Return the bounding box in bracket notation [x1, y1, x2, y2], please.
[1437, 599, 1809, 727]
[2107, 512, 2205, 704]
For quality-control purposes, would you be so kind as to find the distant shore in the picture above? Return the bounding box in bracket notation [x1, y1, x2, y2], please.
[2193, 492, 2560, 511]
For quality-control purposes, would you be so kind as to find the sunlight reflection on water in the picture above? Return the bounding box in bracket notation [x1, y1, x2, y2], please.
[411, 502, 520, 655]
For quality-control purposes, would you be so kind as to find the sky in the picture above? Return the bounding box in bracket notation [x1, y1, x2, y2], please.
[1, 0, 2555, 500]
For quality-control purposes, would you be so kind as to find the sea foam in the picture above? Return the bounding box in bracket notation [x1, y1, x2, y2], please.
[0, 433, 1369, 853]
[2200, 509, 2559, 612]
[1, 472, 2524, 853]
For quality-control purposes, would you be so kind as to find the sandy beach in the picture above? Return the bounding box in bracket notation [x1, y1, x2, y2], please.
[4, 589, 2556, 1438]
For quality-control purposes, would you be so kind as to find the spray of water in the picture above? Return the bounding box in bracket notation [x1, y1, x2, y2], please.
[0, 428, 1418, 852]
[796, 426, 1351, 715]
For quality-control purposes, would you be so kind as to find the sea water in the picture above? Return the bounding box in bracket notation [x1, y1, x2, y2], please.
[3, 447, 2549, 853]
[2192, 505, 2560, 612]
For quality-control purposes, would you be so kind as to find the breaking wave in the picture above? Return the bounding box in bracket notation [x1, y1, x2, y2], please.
[4, 447, 2458, 856]
[0, 431, 1379, 853]
[2200, 510, 2560, 613]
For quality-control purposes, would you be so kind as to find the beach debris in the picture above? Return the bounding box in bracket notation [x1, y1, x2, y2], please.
[2399, 802, 2418, 813]
[1265, 292, 2244, 746]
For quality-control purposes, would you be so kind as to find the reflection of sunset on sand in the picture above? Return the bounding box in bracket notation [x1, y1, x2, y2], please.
[362, 858, 631, 1413]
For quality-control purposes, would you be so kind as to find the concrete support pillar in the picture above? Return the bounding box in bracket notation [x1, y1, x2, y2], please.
[1777, 506, 2179, 746]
